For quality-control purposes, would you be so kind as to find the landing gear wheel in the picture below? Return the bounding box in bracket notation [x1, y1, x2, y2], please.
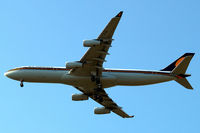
[95, 77, 102, 90]
[96, 77, 100, 84]
[97, 84, 102, 90]
[94, 87, 101, 92]
[91, 75, 95, 82]
[20, 80, 24, 87]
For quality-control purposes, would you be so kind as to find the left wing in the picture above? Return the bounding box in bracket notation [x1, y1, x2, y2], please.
[70, 11, 123, 76]
[75, 87, 134, 118]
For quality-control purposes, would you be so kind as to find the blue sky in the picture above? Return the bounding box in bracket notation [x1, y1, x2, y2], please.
[1, 0, 200, 133]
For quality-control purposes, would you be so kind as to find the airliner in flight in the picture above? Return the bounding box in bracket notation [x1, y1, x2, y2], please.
[4, 11, 194, 118]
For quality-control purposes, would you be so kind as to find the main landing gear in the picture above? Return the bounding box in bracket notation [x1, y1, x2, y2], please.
[91, 75, 103, 102]
[20, 80, 24, 87]
[91, 75, 102, 90]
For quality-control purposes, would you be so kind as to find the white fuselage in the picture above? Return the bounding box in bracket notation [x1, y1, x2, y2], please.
[4, 67, 175, 92]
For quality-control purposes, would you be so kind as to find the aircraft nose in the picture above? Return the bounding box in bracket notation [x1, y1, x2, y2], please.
[4, 71, 12, 78]
[4, 69, 23, 81]
[4, 71, 17, 79]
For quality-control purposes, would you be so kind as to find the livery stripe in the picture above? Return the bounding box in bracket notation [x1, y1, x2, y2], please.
[8, 67, 172, 77]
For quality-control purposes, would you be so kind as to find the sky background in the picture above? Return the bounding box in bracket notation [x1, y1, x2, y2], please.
[0, 0, 200, 133]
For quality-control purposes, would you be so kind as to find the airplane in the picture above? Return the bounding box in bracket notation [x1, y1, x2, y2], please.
[4, 11, 195, 118]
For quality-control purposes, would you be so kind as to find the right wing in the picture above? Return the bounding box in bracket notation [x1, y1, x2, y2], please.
[75, 87, 134, 118]
[69, 11, 123, 76]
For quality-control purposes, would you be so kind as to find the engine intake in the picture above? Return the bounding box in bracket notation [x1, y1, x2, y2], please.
[72, 94, 88, 101]
[94, 107, 111, 114]
[83, 39, 101, 47]
[66, 61, 83, 69]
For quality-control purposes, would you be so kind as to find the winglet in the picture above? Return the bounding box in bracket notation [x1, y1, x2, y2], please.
[98, 11, 123, 39]
[128, 115, 134, 118]
[115, 11, 123, 18]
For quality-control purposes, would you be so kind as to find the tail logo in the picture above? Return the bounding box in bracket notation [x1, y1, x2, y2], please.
[175, 57, 185, 67]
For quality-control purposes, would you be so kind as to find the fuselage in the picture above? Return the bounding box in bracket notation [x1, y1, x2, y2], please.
[4, 66, 175, 90]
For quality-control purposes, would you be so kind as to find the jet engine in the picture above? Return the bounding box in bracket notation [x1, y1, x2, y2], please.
[83, 39, 101, 47]
[66, 61, 83, 69]
[72, 94, 88, 101]
[94, 107, 111, 114]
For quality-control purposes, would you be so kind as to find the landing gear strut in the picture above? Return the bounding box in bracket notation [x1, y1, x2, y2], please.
[93, 78, 104, 102]
[20, 80, 24, 87]
[91, 75, 102, 90]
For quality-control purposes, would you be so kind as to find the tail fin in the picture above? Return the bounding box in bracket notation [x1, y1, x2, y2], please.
[161, 53, 195, 89]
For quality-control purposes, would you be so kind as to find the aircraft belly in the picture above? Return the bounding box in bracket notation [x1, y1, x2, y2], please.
[101, 74, 117, 88]
[111, 72, 174, 86]
[62, 73, 117, 89]
[62, 74, 93, 87]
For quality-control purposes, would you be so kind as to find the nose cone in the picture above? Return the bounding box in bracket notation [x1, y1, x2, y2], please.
[4, 71, 14, 79]
[4, 70, 19, 80]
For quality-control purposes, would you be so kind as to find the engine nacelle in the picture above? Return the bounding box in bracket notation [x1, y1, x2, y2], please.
[83, 39, 101, 47]
[66, 61, 83, 69]
[94, 107, 111, 114]
[72, 94, 88, 101]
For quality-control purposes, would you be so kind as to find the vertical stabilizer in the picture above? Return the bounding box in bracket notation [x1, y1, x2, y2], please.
[161, 53, 195, 73]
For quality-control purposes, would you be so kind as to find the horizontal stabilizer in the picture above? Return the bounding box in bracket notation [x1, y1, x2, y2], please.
[175, 78, 193, 90]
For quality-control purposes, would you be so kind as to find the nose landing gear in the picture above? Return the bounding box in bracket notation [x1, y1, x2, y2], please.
[20, 80, 24, 87]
